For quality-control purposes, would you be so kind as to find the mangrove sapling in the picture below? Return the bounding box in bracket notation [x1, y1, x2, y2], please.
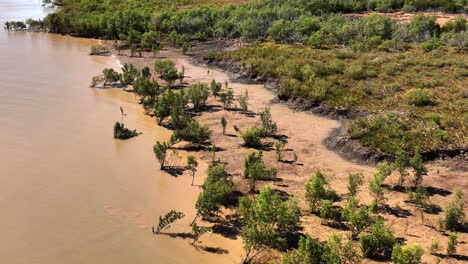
[391, 243, 424, 264]
[259, 107, 277, 136]
[393, 149, 409, 187]
[447, 232, 458, 255]
[178, 66, 185, 84]
[239, 127, 263, 148]
[187, 83, 209, 110]
[305, 171, 338, 213]
[210, 80, 222, 97]
[246, 159, 278, 192]
[89, 44, 109, 55]
[342, 197, 374, 240]
[152, 210, 185, 234]
[113, 122, 140, 139]
[102, 68, 121, 86]
[220, 116, 227, 135]
[347, 172, 364, 198]
[368, 162, 392, 211]
[410, 151, 427, 187]
[322, 233, 361, 264]
[172, 121, 211, 146]
[153, 141, 169, 170]
[238, 91, 249, 114]
[120, 63, 139, 87]
[320, 200, 341, 225]
[360, 220, 396, 259]
[219, 89, 234, 109]
[443, 189, 465, 231]
[273, 140, 285, 161]
[187, 155, 198, 186]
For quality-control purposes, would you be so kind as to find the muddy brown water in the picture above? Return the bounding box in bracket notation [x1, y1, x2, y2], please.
[0, 2, 241, 263]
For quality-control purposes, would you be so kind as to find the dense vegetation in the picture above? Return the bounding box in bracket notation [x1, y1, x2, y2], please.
[209, 40, 467, 155]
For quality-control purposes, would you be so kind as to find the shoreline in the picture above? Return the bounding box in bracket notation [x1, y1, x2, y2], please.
[102, 44, 467, 263]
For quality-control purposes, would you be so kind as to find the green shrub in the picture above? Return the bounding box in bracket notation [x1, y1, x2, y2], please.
[113, 122, 139, 139]
[305, 171, 338, 213]
[404, 88, 434, 107]
[391, 243, 424, 264]
[443, 189, 465, 231]
[240, 127, 263, 147]
[447, 232, 458, 255]
[360, 220, 396, 259]
[281, 236, 323, 264]
[187, 83, 209, 110]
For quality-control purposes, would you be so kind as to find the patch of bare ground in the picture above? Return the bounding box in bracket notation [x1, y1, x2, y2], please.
[343, 11, 467, 26]
[110, 45, 467, 263]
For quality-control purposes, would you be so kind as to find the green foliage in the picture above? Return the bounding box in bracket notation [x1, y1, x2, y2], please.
[429, 239, 439, 255]
[121, 63, 140, 87]
[187, 83, 209, 110]
[305, 171, 338, 213]
[410, 151, 427, 187]
[342, 197, 375, 240]
[443, 189, 465, 231]
[206, 161, 229, 184]
[394, 149, 410, 187]
[244, 151, 277, 192]
[347, 172, 364, 198]
[102, 68, 121, 85]
[320, 200, 341, 224]
[238, 91, 249, 114]
[173, 120, 211, 145]
[113, 122, 139, 139]
[447, 232, 458, 255]
[187, 155, 198, 185]
[259, 107, 277, 136]
[153, 210, 185, 234]
[190, 222, 211, 245]
[407, 186, 429, 207]
[360, 220, 396, 259]
[195, 177, 233, 218]
[404, 88, 434, 107]
[322, 233, 361, 264]
[391, 243, 424, 264]
[220, 116, 227, 135]
[240, 127, 263, 148]
[239, 187, 301, 253]
[368, 162, 392, 209]
[153, 141, 169, 169]
[210, 79, 222, 97]
[274, 140, 285, 161]
[281, 236, 323, 264]
[154, 59, 179, 86]
[219, 89, 234, 109]
[133, 76, 159, 101]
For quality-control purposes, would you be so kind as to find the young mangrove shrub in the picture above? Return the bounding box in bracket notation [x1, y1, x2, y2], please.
[443, 189, 465, 231]
[342, 197, 375, 240]
[281, 236, 323, 264]
[219, 89, 234, 109]
[133, 76, 159, 102]
[407, 186, 430, 208]
[274, 140, 285, 161]
[210, 79, 222, 97]
[360, 220, 396, 259]
[259, 107, 277, 136]
[220, 116, 227, 135]
[320, 200, 341, 225]
[347, 172, 364, 198]
[305, 171, 338, 213]
[172, 120, 211, 146]
[391, 243, 424, 264]
[187, 155, 198, 186]
[410, 151, 427, 187]
[393, 149, 410, 187]
[322, 233, 361, 264]
[113, 122, 139, 139]
[240, 127, 263, 148]
[102, 68, 121, 86]
[154, 59, 179, 86]
[239, 187, 300, 263]
[246, 158, 277, 192]
[120, 63, 139, 87]
[195, 179, 233, 218]
[89, 44, 109, 55]
[206, 161, 229, 184]
[238, 91, 249, 114]
[152, 210, 185, 234]
[153, 141, 169, 170]
[446, 232, 458, 255]
[429, 239, 439, 255]
[187, 83, 209, 110]
[368, 162, 392, 211]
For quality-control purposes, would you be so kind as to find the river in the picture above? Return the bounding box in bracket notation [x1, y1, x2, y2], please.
[0, 1, 240, 263]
